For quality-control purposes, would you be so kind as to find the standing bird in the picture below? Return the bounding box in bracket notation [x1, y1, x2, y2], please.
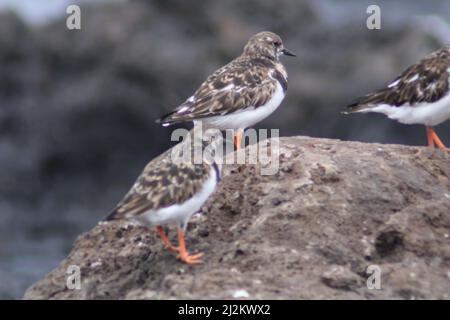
[344, 45, 450, 150]
[156, 31, 295, 149]
[106, 154, 221, 265]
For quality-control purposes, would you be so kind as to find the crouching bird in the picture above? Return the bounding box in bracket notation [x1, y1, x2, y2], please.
[344, 45, 450, 150]
[106, 149, 221, 265]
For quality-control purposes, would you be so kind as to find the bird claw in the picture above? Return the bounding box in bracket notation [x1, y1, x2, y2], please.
[177, 251, 204, 265]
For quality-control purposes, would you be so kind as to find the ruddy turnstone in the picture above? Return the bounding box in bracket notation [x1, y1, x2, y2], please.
[156, 31, 295, 149]
[344, 45, 450, 150]
[106, 151, 221, 265]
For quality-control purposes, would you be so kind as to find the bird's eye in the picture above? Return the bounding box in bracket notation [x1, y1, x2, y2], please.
[274, 41, 281, 46]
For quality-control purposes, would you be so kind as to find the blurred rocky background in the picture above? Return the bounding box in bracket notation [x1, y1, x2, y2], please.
[0, 0, 449, 298]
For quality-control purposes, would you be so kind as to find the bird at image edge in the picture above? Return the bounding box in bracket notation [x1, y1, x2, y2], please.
[156, 31, 295, 149]
[344, 45, 450, 150]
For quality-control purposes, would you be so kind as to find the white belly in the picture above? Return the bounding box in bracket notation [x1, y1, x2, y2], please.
[200, 82, 285, 130]
[137, 167, 217, 228]
[361, 93, 450, 126]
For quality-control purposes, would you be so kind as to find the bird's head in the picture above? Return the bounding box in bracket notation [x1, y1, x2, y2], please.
[243, 31, 296, 60]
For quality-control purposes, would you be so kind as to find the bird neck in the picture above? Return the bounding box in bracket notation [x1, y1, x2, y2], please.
[242, 49, 278, 62]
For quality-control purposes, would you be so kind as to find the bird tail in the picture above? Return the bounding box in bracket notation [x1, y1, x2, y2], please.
[155, 111, 176, 126]
[156, 99, 196, 126]
[341, 101, 372, 114]
[342, 88, 389, 114]
[156, 110, 193, 127]
[104, 208, 119, 221]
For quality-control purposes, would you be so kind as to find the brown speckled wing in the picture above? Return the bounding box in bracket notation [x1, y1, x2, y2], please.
[106, 161, 211, 220]
[346, 46, 450, 111]
[158, 57, 281, 124]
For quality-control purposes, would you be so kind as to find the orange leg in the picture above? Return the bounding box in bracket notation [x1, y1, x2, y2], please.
[176, 228, 203, 265]
[156, 226, 179, 252]
[426, 127, 435, 148]
[427, 126, 447, 150]
[233, 129, 243, 150]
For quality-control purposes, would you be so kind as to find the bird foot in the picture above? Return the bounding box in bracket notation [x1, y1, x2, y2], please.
[177, 251, 204, 265]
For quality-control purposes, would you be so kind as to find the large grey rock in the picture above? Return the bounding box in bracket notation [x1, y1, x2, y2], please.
[24, 137, 450, 299]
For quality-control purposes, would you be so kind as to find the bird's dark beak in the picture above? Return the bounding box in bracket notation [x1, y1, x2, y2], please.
[282, 48, 296, 57]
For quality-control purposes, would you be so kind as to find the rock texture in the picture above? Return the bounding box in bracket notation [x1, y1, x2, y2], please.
[24, 137, 450, 299]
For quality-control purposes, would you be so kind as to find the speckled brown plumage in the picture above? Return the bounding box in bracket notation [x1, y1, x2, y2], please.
[106, 134, 223, 265]
[157, 31, 293, 125]
[346, 45, 450, 111]
[106, 160, 216, 220]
